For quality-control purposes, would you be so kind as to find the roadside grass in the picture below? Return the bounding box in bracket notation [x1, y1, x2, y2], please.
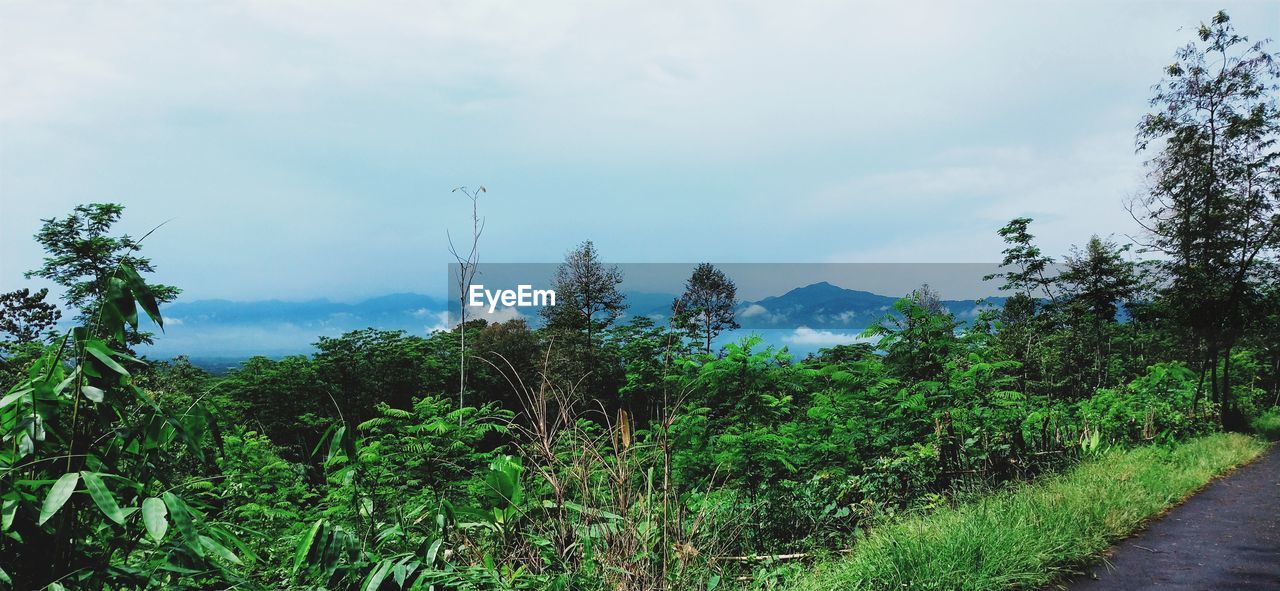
[789, 433, 1269, 591]
[1252, 409, 1280, 440]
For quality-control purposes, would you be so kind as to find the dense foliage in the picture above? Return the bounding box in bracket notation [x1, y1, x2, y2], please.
[1, 11, 1276, 591]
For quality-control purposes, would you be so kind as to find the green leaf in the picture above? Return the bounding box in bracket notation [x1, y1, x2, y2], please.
[142, 497, 169, 541]
[163, 492, 204, 558]
[85, 340, 129, 376]
[81, 385, 104, 403]
[81, 472, 125, 525]
[293, 519, 325, 575]
[38, 473, 79, 526]
[0, 387, 33, 408]
[107, 276, 139, 330]
[120, 263, 163, 330]
[362, 559, 393, 591]
[200, 535, 243, 565]
[1, 497, 16, 531]
[327, 426, 346, 465]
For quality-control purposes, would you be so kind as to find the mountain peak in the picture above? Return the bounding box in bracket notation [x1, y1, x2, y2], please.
[786, 281, 846, 295]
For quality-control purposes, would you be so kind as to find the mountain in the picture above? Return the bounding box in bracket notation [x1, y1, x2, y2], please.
[147, 293, 449, 359]
[735, 281, 1001, 328]
[624, 292, 680, 319]
[140, 283, 1002, 363]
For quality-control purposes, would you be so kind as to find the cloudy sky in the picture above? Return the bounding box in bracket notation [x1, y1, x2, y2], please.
[2, 1, 1277, 303]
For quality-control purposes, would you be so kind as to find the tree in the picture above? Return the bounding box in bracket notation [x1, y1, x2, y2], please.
[673, 263, 739, 354]
[469, 318, 544, 410]
[875, 285, 958, 385]
[1131, 10, 1279, 428]
[1060, 236, 1138, 324]
[3, 229, 239, 588]
[540, 240, 626, 393]
[0, 288, 61, 345]
[448, 186, 485, 414]
[985, 218, 1062, 401]
[985, 217, 1059, 306]
[25, 203, 179, 345]
[1058, 236, 1140, 394]
[312, 329, 433, 427]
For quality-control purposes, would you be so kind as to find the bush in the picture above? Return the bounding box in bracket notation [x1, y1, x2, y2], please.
[1077, 362, 1212, 443]
[1251, 409, 1280, 440]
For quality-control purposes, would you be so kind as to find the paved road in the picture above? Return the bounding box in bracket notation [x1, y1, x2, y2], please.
[1062, 444, 1279, 590]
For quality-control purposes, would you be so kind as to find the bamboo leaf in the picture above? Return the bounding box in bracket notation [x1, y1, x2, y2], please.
[85, 340, 128, 376]
[120, 263, 164, 330]
[81, 471, 125, 525]
[293, 519, 325, 575]
[200, 535, 243, 565]
[38, 473, 79, 526]
[361, 559, 393, 591]
[163, 492, 204, 558]
[0, 388, 31, 408]
[107, 276, 138, 329]
[1, 497, 16, 531]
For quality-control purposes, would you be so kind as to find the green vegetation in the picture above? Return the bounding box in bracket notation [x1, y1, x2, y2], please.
[1252, 409, 1280, 440]
[0, 10, 1277, 591]
[790, 433, 1268, 591]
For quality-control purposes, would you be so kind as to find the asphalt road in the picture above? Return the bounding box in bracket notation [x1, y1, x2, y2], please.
[1061, 443, 1279, 590]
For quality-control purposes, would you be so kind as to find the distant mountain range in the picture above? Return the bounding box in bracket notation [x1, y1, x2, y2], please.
[142, 283, 1001, 360]
[733, 281, 1001, 328]
[149, 293, 449, 359]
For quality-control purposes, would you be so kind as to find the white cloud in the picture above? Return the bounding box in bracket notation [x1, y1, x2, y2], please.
[425, 311, 453, 333]
[782, 327, 873, 347]
[481, 306, 526, 324]
[3, 1, 1273, 302]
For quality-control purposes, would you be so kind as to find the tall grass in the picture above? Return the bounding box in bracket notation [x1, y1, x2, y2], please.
[789, 433, 1269, 591]
[1251, 409, 1280, 441]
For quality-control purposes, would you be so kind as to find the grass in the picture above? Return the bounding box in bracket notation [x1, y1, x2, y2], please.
[1251, 409, 1280, 441]
[789, 433, 1270, 591]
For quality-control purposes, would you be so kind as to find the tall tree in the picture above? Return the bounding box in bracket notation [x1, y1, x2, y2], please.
[1132, 11, 1279, 428]
[673, 263, 739, 354]
[985, 217, 1059, 307]
[541, 240, 626, 392]
[1059, 236, 1138, 324]
[985, 218, 1059, 400]
[1058, 236, 1139, 394]
[25, 203, 179, 345]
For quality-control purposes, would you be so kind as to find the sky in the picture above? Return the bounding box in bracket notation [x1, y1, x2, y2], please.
[2, 1, 1278, 304]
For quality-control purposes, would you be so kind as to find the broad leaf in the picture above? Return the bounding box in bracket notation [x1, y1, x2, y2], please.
[81, 385, 104, 403]
[39, 473, 79, 526]
[142, 497, 169, 541]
